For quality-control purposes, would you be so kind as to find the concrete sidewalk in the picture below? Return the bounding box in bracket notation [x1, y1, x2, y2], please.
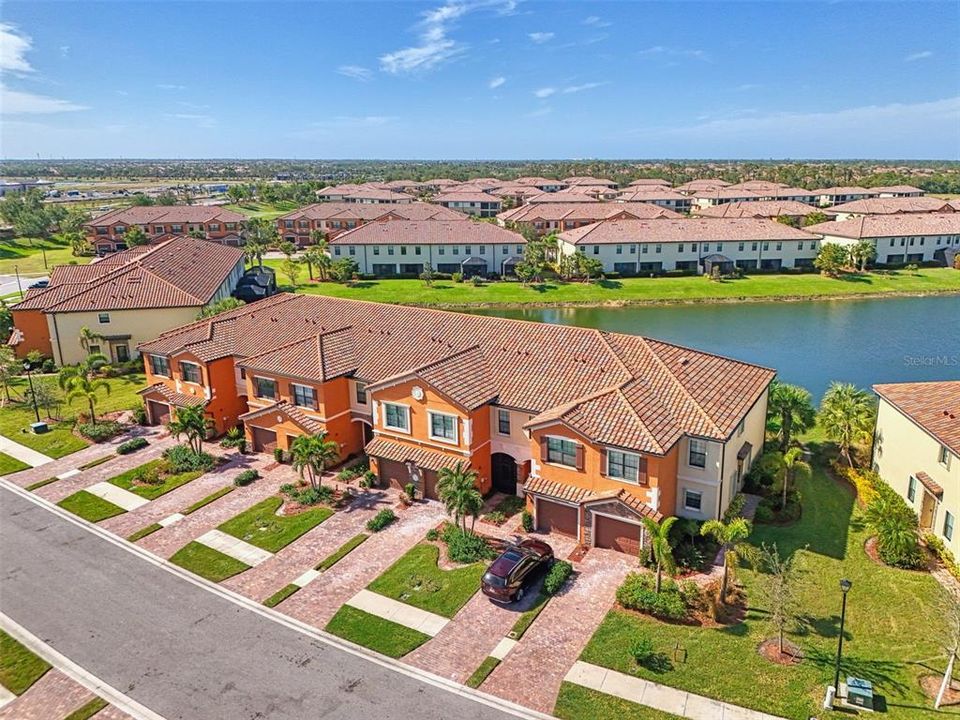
[565, 661, 787, 720]
[0, 435, 52, 468]
[346, 589, 449, 637]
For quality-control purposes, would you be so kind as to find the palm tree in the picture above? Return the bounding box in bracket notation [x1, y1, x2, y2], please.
[436, 461, 483, 531]
[701, 517, 754, 603]
[818, 382, 875, 467]
[302, 245, 327, 281]
[167, 404, 209, 454]
[78, 326, 105, 355]
[641, 516, 677, 593]
[780, 447, 811, 511]
[289, 433, 340, 490]
[768, 380, 815, 452]
[58, 353, 110, 391]
[64, 375, 110, 425]
[848, 239, 876, 272]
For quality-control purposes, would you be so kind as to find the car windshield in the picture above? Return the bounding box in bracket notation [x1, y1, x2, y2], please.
[482, 572, 507, 587]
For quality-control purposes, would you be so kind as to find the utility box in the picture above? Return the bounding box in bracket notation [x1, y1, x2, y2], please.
[29, 421, 49, 434]
[846, 677, 874, 710]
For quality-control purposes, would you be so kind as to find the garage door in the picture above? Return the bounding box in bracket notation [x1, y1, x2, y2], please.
[378, 459, 411, 490]
[594, 515, 642, 555]
[147, 400, 170, 426]
[251, 426, 278, 453]
[536, 499, 579, 537]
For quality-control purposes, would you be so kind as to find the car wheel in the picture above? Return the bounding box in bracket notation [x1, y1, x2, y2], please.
[515, 587, 525, 603]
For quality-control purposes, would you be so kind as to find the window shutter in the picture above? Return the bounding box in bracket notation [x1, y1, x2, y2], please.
[539, 436, 548, 460]
[600, 448, 607, 476]
[575, 444, 584, 471]
[638, 457, 648, 484]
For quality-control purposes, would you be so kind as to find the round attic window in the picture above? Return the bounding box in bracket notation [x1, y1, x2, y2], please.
[412, 386, 425, 401]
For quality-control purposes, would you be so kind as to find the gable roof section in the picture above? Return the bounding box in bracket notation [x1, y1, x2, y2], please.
[498, 202, 680, 224]
[558, 217, 814, 246]
[328, 220, 525, 246]
[240, 401, 325, 435]
[874, 381, 960, 456]
[87, 206, 245, 227]
[806, 213, 960, 239]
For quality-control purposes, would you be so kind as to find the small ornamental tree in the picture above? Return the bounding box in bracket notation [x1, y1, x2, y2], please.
[814, 243, 848, 276]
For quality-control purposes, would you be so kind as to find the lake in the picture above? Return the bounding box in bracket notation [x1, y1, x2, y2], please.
[470, 295, 959, 400]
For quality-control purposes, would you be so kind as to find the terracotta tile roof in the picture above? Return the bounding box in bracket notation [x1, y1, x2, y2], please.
[278, 202, 468, 224]
[137, 383, 207, 407]
[806, 213, 960, 239]
[141, 294, 774, 454]
[874, 381, 960, 456]
[675, 179, 731, 192]
[558, 217, 814, 246]
[523, 476, 661, 519]
[725, 181, 789, 192]
[694, 201, 827, 219]
[87, 206, 245, 227]
[238, 326, 357, 382]
[563, 176, 618, 187]
[526, 192, 602, 204]
[498, 202, 680, 224]
[812, 186, 878, 196]
[344, 188, 416, 202]
[515, 177, 567, 187]
[827, 197, 955, 215]
[691, 189, 764, 201]
[915, 471, 944, 499]
[872, 185, 925, 194]
[12, 236, 244, 313]
[628, 179, 672, 187]
[240, 401, 325, 435]
[328, 220, 525, 246]
[615, 189, 689, 203]
[364, 437, 465, 472]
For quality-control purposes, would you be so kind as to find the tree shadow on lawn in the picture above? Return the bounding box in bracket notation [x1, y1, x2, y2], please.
[835, 273, 874, 284]
[595, 279, 623, 290]
[804, 645, 910, 698]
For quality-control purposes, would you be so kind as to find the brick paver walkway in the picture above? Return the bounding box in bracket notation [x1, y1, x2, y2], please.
[0, 669, 95, 720]
[4, 424, 165, 489]
[32, 435, 179, 504]
[222, 488, 396, 602]
[278, 499, 447, 628]
[92, 706, 135, 720]
[99, 450, 262, 538]
[482, 547, 637, 713]
[136, 456, 300, 559]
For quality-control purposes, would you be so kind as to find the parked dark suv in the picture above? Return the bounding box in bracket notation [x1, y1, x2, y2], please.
[481, 538, 554, 603]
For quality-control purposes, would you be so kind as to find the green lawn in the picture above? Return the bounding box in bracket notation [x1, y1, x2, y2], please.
[107, 459, 204, 500]
[325, 605, 431, 658]
[367, 542, 485, 618]
[169, 541, 250, 582]
[315, 533, 368, 571]
[509, 590, 551, 639]
[127, 523, 162, 542]
[277, 268, 960, 307]
[0, 374, 146, 459]
[64, 697, 108, 720]
[0, 451, 29, 475]
[57, 490, 126, 522]
[182, 486, 233, 514]
[263, 583, 300, 608]
[466, 656, 501, 689]
[554, 683, 682, 720]
[0, 630, 51, 695]
[577, 462, 953, 720]
[223, 201, 297, 222]
[218, 496, 332, 553]
[0, 236, 92, 276]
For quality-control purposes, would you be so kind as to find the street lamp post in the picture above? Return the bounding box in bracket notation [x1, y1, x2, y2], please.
[23, 359, 41, 425]
[833, 578, 853, 703]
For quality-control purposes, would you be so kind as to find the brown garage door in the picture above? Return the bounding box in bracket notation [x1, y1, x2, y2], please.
[378, 458, 411, 490]
[594, 515, 642, 555]
[251, 426, 278, 453]
[536, 499, 579, 537]
[147, 400, 170, 426]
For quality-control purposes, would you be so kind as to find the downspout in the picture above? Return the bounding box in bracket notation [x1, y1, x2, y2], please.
[52, 313, 64, 367]
[716, 440, 726, 520]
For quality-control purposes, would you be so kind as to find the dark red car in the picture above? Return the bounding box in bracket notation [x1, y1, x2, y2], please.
[481, 538, 554, 603]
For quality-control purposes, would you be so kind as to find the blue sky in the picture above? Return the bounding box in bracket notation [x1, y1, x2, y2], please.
[2, 1, 958, 159]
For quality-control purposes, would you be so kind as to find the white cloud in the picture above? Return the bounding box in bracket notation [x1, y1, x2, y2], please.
[317, 115, 395, 127]
[0, 23, 33, 73]
[525, 107, 552, 118]
[380, 1, 467, 74]
[338, 65, 373, 81]
[638, 45, 708, 61]
[59, 45, 71, 58]
[157, 83, 186, 90]
[165, 112, 216, 129]
[488, 76, 506, 89]
[561, 81, 607, 94]
[533, 87, 555, 98]
[528, 32, 554, 44]
[904, 50, 933, 62]
[583, 16, 611, 28]
[0, 83, 87, 114]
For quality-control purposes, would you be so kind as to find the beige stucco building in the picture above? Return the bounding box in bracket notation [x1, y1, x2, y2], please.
[872, 381, 960, 555]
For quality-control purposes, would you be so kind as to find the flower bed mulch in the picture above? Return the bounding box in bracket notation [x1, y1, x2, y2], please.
[864, 536, 935, 572]
[920, 674, 960, 706]
[758, 637, 803, 666]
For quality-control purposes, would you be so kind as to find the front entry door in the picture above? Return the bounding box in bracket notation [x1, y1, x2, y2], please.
[920, 491, 937, 530]
[491, 452, 518, 495]
[114, 344, 130, 363]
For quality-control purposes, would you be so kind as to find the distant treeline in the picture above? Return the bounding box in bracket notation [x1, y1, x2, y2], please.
[2, 159, 959, 193]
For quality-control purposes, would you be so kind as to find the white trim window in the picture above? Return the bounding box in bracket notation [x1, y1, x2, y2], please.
[253, 376, 277, 400]
[291, 383, 316, 410]
[683, 489, 703, 512]
[179, 361, 202, 385]
[149, 354, 170, 377]
[940, 445, 952, 469]
[606, 449, 641, 484]
[497, 409, 511, 435]
[945, 511, 955, 542]
[688, 438, 707, 468]
[428, 411, 458, 444]
[546, 436, 578, 468]
[907, 475, 917, 503]
[383, 402, 410, 433]
[355, 381, 368, 406]
[98, 312, 111, 324]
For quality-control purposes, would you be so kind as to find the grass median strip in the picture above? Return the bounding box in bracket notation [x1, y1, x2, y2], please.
[218, 496, 332, 553]
[554, 682, 682, 720]
[182, 486, 234, 515]
[170, 541, 251, 582]
[57, 490, 126, 523]
[0, 451, 30, 475]
[509, 590, 550, 639]
[465, 656, 500, 689]
[25, 477, 58, 491]
[315, 533, 368, 571]
[78, 454, 115, 471]
[127, 523, 163, 542]
[263, 583, 300, 608]
[107, 460, 204, 501]
[64, 697, 109, 720]
[325, 605, 430, 658]
[0, 629, 51, 695]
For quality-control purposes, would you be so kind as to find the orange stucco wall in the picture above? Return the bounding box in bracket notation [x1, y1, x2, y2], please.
[10, 309, 52, 359]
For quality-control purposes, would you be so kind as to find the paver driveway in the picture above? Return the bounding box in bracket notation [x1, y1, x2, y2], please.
[0, 669, 94, 720]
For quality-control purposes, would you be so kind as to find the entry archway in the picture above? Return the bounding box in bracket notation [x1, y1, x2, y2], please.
[491, 452, 518, 495]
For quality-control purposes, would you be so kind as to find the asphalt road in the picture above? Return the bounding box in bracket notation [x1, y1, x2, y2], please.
[0, 274, 46, 297]
[0, 485, 532, 720]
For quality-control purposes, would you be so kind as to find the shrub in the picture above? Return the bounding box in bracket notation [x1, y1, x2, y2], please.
[926, 533, 960, 581]
[366, 509, 397, 532]
[133, 464, 163, 485]
[425, 528, 440, 541]
[753, 503, 775, 523]
[470, 275, 483, 286]
[132, 405, 148, 425]
[521, 510, 534, 533]
[273, 447, 285, 463]
[117, 437, 149, 455]
[404, 482, 417, 500]
[630, 637, 656, 665]
[442, 525, 495, 563]
[544, 560, 573, 595]
[280, 482, 333, 505]
[864, 480, 923, 568]
[337, 467, 360, 482]
[219, 428, 246, 452]
[77, 421, 123, 442]
[616, 572, 688, 620]
[723, 493, 747, 521]
[234, 469, 259, 487]
[163, 445, 215, 473]
[359, 470, 378, 488]
[483, 510, 506, 525]
[451, 272, 463, 283]
[742, 451, 781, 493]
